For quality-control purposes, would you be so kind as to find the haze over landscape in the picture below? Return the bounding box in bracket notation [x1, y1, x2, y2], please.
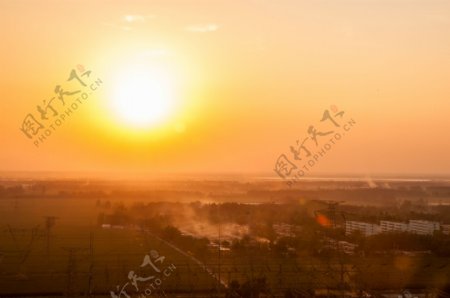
[1, 1, 450, 298]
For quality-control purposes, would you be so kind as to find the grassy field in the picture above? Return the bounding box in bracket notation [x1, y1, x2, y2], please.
[1, 198, 450, 297]
[0, 198, 222, 296]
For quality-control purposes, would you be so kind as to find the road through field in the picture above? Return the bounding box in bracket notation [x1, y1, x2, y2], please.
[142, 229, 229, 290]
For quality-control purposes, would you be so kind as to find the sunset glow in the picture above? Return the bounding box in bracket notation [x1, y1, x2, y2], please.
[110, 64, 176, 128]
[0, 0, 449, 176]
[1, 1, 450, 297]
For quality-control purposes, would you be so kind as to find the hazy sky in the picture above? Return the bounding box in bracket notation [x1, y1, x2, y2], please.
[1, 0, 449, 177]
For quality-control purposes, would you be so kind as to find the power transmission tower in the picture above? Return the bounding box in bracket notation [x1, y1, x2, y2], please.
[5, 225, 42, 275]
[19, 225, 41, 265]
[6, 225, 30, 248]
[63, 247, 84, 297]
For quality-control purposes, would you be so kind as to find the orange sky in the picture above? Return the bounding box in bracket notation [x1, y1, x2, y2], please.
[1, 0, 450, 177]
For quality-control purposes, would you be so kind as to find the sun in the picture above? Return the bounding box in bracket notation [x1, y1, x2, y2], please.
[111, 64, 175, 128]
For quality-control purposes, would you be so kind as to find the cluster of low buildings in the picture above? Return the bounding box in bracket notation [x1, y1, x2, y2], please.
[322, 238, 358, 255]
[345, 220, 442, 237]
[273, 223, 301, 238]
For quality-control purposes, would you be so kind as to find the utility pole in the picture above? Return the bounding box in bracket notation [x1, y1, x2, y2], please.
[218, 203, 221, 298]
[14, 196, 18, 210]
[86, 230, 94, 297]
[44, 216, 57, 257]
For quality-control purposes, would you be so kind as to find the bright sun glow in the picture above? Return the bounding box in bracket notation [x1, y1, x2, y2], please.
[111, 64, 175, 128]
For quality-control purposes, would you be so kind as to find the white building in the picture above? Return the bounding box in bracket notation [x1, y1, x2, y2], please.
[345, 219, 441, 237]
[408, 220, 440, 235]
[323, 238, 358, 255]
[338, 241, 358, 255]
[442, 224, 450, 235]
[345, 221, 381, 236]
[380, 221, 409, 233]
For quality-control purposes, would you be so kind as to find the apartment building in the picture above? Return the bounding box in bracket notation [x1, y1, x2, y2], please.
[380, 220, 409, 233]
[345, 221, 381, 236]
[408, 220, 440, 235]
